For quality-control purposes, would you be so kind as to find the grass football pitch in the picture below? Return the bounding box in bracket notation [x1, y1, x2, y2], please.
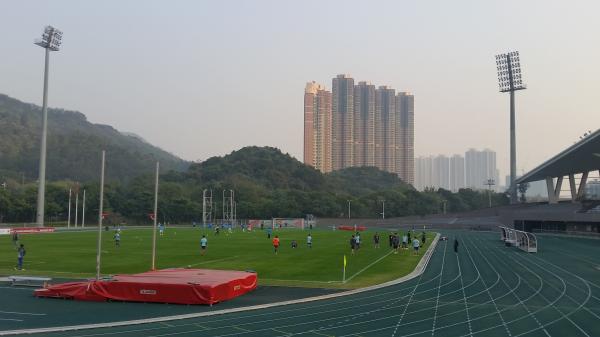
[0, 227, 433, 288]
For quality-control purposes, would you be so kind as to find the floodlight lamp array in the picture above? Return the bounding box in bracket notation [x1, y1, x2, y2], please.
[495, 51, 525, 92]
[35, 26, 62, 51]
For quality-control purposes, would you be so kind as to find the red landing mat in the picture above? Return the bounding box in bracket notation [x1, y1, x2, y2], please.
[34, 268, 257, 305]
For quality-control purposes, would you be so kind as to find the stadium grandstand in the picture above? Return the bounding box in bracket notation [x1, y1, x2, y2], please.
[501, 128, 600, 235]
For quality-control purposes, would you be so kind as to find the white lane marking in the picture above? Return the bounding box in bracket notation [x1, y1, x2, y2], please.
[467, 235, 550, 337]
[463, 235, 512, 337]
[392, 242, 447, 337]
[0, 318, 23, 322]
[456, 253, 473, 337]
[0, 310, 46, 316]
[430, 241, 448, 336]
[503, 246, 593, 337]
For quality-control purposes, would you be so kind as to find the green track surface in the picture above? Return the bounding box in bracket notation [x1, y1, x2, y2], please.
[1, 228, 432, 288]
[2, 231, 600, 336]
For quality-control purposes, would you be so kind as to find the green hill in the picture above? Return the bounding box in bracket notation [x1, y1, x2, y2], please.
[0, 94, 189, 183]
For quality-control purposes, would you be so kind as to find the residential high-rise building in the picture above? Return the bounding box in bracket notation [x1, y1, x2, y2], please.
[396, 92, 414, 185]
[375, 86, 396, 173]
[332, 74, 354, 170]
[465, 148, 499, 191]
[433, 155, 450, 190]
[449, 154, 465, 192]
[303, 82, 332, 173]
[353, 82, 376, 167]
[415, 156, 434, 190]
[304, 75, 415, 186]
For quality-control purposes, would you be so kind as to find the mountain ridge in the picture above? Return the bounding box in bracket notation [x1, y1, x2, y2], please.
[0, 93, 189, 183]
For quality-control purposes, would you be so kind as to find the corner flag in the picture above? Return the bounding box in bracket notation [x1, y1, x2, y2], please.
[343, 255, 347, 283]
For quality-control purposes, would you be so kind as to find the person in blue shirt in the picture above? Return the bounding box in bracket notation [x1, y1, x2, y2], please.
[412, 238, 420, 255]
[200, 235, 208, 255]
[15, 244, 26, 270]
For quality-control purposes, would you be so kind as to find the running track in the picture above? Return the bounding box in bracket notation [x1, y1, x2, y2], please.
[3, 231, 600, 336]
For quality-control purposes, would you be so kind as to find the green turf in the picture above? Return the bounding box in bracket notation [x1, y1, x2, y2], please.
[0, 227, 433, 288]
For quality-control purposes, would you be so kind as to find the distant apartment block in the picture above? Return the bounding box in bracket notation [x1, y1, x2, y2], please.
[353, 81, 376, 167]
[396, 92, 415, 185]
[375, 86, 396, 173]
[415, 149, 498, 192]
[304, 75, 414, 185]
[449, 154, 465, 192]
[465, 148, 500, 192]
[303, 82, 332, 173]
[332, 74, 355, 171]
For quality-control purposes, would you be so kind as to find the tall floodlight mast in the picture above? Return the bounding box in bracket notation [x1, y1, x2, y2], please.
[495, 51, 526, 204]
[34, 25, 62, 226]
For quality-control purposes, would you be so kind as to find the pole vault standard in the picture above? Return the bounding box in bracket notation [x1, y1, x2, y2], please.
[96, 150, 106, 280]
[151, 162, 159, 270]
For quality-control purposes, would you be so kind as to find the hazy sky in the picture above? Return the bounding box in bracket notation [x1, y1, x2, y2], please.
[1, 0, 599, 181]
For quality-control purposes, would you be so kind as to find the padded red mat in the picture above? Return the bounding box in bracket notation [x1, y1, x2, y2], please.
[34, 268, 257, 305]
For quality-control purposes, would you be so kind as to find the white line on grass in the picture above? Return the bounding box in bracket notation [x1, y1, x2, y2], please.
[183, 256, 239, 268]
[344, 250, 394, 283]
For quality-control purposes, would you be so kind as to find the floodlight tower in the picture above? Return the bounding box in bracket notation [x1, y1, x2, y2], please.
[34, 26, 63, 226]
[495, 51, 526, 204]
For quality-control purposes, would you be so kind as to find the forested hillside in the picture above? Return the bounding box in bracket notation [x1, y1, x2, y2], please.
[0, 146, 508, 224]
[0, 94, 188, 183]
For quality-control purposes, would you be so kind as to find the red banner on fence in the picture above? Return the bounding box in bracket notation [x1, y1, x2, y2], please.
[338, 225, 367, 231]
[10, 227, 55, 234]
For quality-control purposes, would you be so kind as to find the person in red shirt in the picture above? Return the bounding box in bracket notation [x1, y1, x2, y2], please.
[272, 235, 280, 255]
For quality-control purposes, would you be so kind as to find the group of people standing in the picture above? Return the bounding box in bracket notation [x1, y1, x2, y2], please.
[386, 231, 425, 255]
[349, 230, 427, 255]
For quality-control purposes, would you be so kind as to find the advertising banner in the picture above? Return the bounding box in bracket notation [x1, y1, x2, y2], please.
[11, 227, 56, 234]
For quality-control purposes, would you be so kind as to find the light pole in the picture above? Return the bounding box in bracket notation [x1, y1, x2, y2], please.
[67, 188, 71, 228]
[381, 199, 385, 219]
[484, 178, 496, 208]
[34, 25, 62, 226]
[81, 189, 86, 228]
[347, 200, 351, 219]
[495, 51, 526, 204]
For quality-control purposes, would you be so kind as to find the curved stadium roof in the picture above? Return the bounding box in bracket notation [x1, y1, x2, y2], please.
[516, 128, 600, 184]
